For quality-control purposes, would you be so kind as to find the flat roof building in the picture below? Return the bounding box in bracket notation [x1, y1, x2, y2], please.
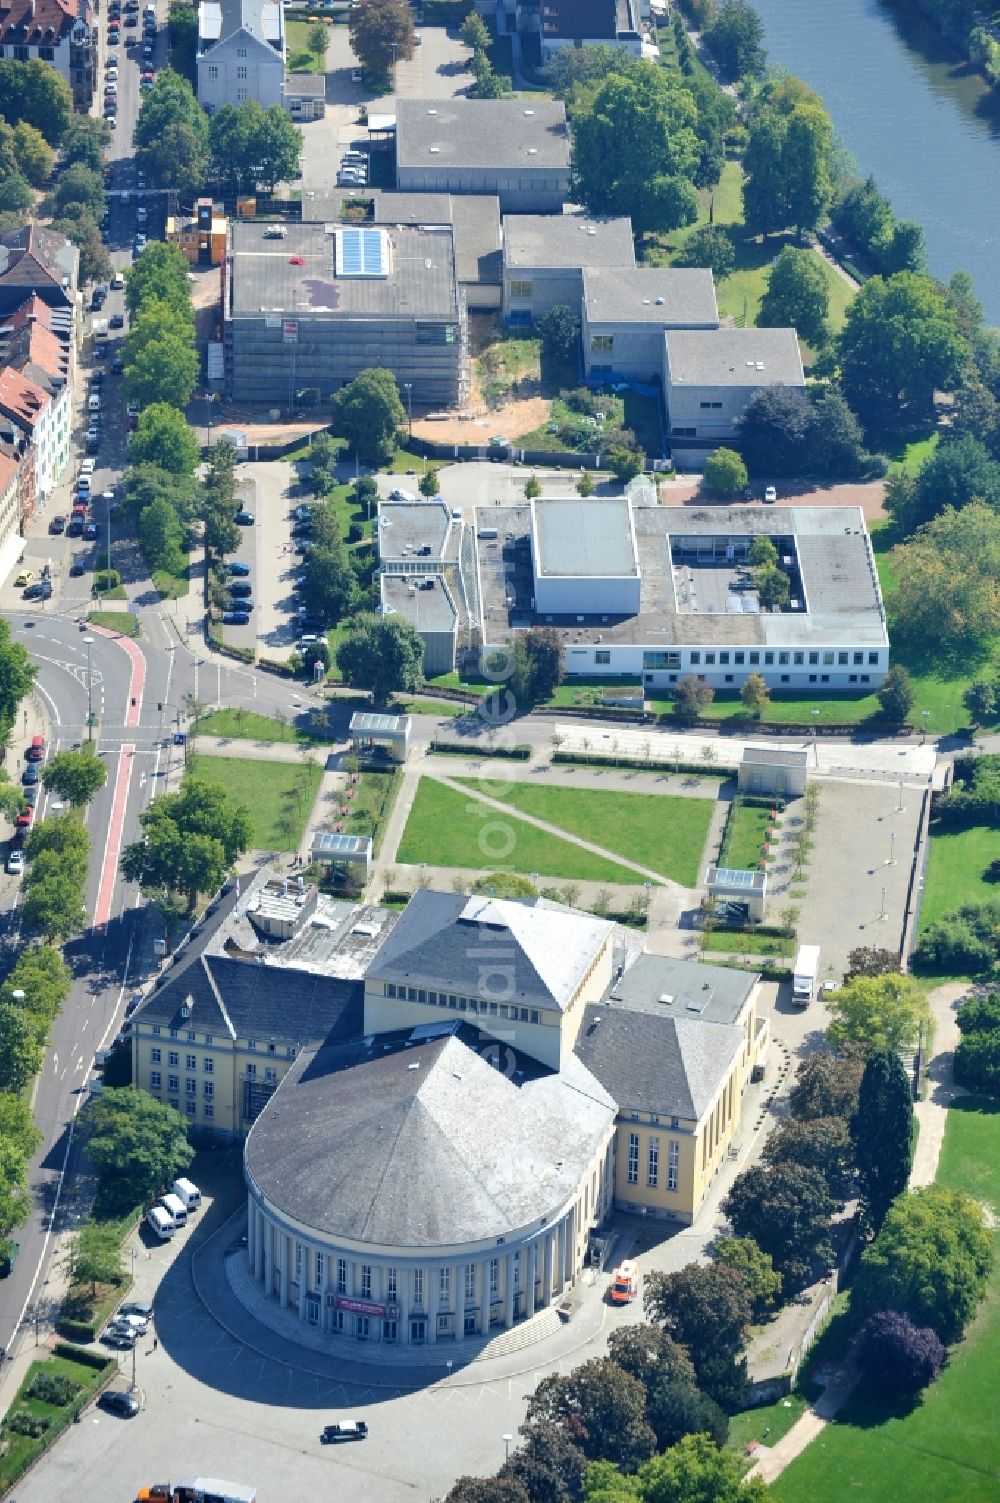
[223, 220, 463, 408]
[583, 266, 720, 384]
[395, 99, 572, 213]
[664, 326, 805, 468]
[503, 212, 635, 323]
[470, 496, 890, 692]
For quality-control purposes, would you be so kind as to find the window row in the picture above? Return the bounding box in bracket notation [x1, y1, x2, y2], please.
[384, 983, 540, 1025]
[627, 1132, 680, 1193]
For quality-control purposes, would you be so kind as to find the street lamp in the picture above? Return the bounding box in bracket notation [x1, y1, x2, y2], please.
[889, 831, 895, 866]
[403, 381, 413, 441]
[810, 706, 820, 764]
[879, 885, 887, 921]
[502, 1433, 513, 1462]
[920, 709, 930, 744]
[83, 635, 95, 741]
[897, 778, 904, 813]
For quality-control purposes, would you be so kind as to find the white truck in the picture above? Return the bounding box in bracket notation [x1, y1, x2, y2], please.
[792, 945, 821, 1005]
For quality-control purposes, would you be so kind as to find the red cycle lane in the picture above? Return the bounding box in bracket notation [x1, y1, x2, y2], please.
[87, 625, 147, 928]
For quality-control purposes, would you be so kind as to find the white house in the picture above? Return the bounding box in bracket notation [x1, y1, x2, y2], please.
[197, 0, 285, 113]
[0, 0, 96, 112]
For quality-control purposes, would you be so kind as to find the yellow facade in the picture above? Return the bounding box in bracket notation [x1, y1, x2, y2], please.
[610, 983, 767, 1225]
[166, 213, 227, 267]
[131, 1020, 298, 1138]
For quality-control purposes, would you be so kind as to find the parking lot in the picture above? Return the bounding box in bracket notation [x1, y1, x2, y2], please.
[217, 462, 314, 661]
[298, 24, 475, 197]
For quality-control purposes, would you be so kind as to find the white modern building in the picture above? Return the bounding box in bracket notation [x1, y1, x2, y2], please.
[583, 266, 720, 384]
[503, 212, 636, 324]
[663, 326, 806, 469]
[196, 0, 284, 113]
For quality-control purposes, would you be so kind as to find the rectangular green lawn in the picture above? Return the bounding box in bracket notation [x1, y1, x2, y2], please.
[919, 826, 998, 930]
[453, 779, 714, 886]
[188, 754, 323, 852]
[772, 1101, 1000, 1503]
[396, 778, 646, 884]
[721, 802, 772, 870]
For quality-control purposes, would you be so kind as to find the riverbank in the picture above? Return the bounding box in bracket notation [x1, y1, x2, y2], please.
[901, 0, 1000, 92]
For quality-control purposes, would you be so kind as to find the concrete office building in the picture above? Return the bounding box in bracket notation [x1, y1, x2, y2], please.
[395, 99, 572, 213]
[582, 266, 719, 384]
[503, 212, 635, 323]
[223, 221, 463, 408]
[196, 0, 284, 113]
[663, 326, 805, 468]
[376, 499, 473, 675]
[471, 496, 890, 692]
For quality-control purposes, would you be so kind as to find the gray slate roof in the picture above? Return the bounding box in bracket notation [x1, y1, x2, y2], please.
[396, 99, 571, 171]
[575, 1004, 745, 1120]
[368, 889, 614, 1013]
[245, 1024, 616, 1246]
[503, 213, 635, 272]
[665, 326, 804, 387]
[583, 266, 718, 326]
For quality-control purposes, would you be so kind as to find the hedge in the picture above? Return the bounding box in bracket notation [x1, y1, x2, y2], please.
[430, 740, 531, 759]
[552, 751, 731, 776]
[257, 655, 299, 678]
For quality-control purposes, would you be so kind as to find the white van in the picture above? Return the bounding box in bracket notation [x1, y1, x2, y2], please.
[159, 1191, 188, 1226]
[79, 458, 96, 477]
[146, 1205, 174, 1240]
[172, 1176, 202, 1211]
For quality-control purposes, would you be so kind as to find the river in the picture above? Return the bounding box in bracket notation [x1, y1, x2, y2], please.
[747, 0, 1000, 323]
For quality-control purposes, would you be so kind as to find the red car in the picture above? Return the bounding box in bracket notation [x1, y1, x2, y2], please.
[26, 734, 45, 762]
[16, 807, 33, 830]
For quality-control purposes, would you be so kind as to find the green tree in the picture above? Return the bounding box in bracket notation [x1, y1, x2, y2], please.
[12, 121, 54, 185]
[121, 776, 252, 912]
[890, 503, 1000, 651]
[673, 674, 713, 721]
[82, 1087, 193, 1213]
[510, 626, 564, 706]
[703, 447, 748, 498]
[845, 946, 902, 981]
[876, 664, 915, 724]
[0, 944, 71, 1032]
[748, 536, 778, 568]
[349, 0, 415, 77]
[20, 873, 88, 943]
[711, 1237, 783, 1320]
[0, 617, 36, 743]
[419, 467, 440, 499]
[704, 0, 765, 80]
[526, 1359, 656, 1471]
[0, 1138, 32, 1244]
[60, 116, 111, 174]
[51, 208, 112, 286]
[537, 304, 580, 366]
[752, 564, 790, 610]
[636, 1433, 770, 1503]
[838, 271, 968, 421]
[675, 223, 735, 281]
[571, 63, 701, 235]
[126, 241, 193, 323]
[134, 68, 209, 189]
[202, 440, 240, 558]
[0, 1002, 44, 1094]
[332, 368, 405, 465]
[0, 173, 32, 215]
[524, 474, 542, 500]
[503, 1418, 587, 1503]
[759, 246, 829, 347]
[762, 1115, 854, 1199]
[125, 464, 199, 529]
[67, 1219, 125, 1296]
[857, 1185, 992, 1343]
[51, 162, 105, 221]
[739, 672, 770, 718]
[606, 1323, 696, 1392]
[608, 447, 645, 483]
[851, 1049, 913, 1234]
[722, 1163, 835, 1291]
[123, 304, 199, 411]
[300, 526, 357, 626]
[885, 434, 1000, 535]
[826, 972, 930, 1055]
[644, 1261, 751, 1408]
[0, 60, 72, 144]
[307, 432, 339, 495]
[336, 613, 424, 702]
[129, 403, 200, 475]
[646, 1381, 729, 1452]
[0, 1094, 41, 1162]
[168, 0, 200, 83]
[743, 86, 835, 237]
[41, 747, 107, 807]
[139, 496, 186, 575]
[459, 11, 491, 52]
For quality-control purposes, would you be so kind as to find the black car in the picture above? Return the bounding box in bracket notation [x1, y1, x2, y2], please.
[229, 581, 252, 598]
[70, 559, 87, 577]
[99, 1389, 140, 1418]
[222, 610, 251, 626]
[110, 312, 125, 329]
[49, 515, 66, 534]
[24, 784, 39, 807]
[321, 1421, 368, 1443]
[91, 369, 104, 387]
[22, 764, 39, 785]
[23, 581, 53, 601]
[234, 510, 255, 525]
[111, 353, 124, 374]
[226, 597, 253, 612]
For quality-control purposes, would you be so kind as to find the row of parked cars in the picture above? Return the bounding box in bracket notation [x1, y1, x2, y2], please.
[144, 1175, 202, 1244]
[5, 734, 46, 876]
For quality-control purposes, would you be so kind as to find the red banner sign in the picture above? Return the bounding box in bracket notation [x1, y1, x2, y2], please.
[336, 1296, 387, 1317]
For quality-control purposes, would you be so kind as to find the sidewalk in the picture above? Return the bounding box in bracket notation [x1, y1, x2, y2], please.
[746, 977, 969, 1485]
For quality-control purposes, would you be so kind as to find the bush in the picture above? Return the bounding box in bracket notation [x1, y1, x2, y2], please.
[911, 900, 1000, 974]
[25, 1371, 80, 1406]
[858, 1310, 945, 1393]
[7, 1409, 50, 1437]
